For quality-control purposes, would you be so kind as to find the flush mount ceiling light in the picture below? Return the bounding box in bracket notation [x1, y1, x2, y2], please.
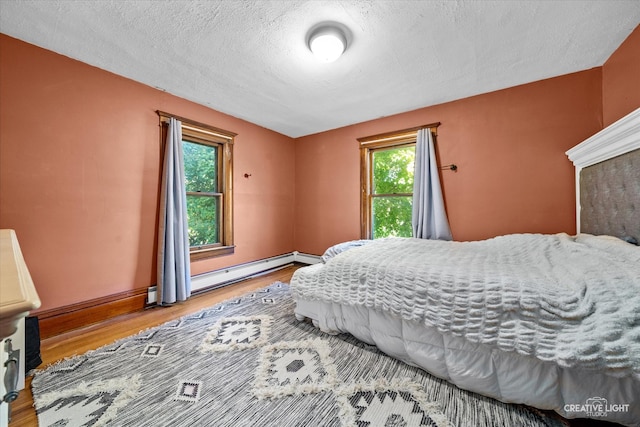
[308, 24, 347, 63]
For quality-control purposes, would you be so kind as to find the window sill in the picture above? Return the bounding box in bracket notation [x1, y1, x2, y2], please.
[190, 245, 235, 261]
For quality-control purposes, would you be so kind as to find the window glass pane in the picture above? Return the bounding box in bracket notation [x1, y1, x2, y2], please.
[186, 195, 219, 247]
[183, 140, 218, 192]
[372, 146, 415, 194]
[372, 196, 413, 239]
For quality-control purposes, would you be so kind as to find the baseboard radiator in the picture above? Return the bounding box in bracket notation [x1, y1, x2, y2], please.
[36, 251, 321, 338]
[146, 251, 321, 304]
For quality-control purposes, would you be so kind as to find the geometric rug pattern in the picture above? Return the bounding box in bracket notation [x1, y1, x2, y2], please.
[335, 379, 451, 427]
[253, 338, 339, 399]
[201, 315, 272, 352]
[32, 282, 566, 427]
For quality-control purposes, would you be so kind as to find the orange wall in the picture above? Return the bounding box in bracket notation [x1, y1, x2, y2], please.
[0, 35, 295, 312]
[602, 25, 640, 127]
[294, 70, 603, 255]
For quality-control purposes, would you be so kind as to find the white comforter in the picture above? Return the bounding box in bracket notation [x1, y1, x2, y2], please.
[291, 233, 640, 378]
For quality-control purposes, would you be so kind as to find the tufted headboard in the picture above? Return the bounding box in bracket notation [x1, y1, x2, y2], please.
[579, 148, 640, 240]
[566, 107, 640, 241]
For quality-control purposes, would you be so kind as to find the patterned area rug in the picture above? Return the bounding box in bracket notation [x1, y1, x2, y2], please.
[32, 282, 565, 427]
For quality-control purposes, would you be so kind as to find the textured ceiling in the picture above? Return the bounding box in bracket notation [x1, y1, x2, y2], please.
[1, 1, 639, 138]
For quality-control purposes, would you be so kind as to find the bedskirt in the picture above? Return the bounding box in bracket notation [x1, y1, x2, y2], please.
[294, 298, 640, 427]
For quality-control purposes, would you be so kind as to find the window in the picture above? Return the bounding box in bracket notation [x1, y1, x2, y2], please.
[159, 111, 235, 260]
[370, 144, 415, 238]
[359, 124, 439, 239]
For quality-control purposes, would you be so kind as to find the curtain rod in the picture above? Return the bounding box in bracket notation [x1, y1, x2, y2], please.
[157, 110, 238, 138]
[357, 122, 441, 143]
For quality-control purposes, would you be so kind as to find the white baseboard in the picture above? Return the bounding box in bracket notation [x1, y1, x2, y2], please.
[147, 251, 321, 304]
[293, 251, 323, 265]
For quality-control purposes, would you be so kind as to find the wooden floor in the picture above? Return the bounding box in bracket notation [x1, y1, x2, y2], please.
[10, 263, 617, 427]
[10, 265, 300, 426]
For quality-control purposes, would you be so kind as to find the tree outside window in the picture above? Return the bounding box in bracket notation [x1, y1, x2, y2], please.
[183, 140, 221, 247]
[371, 145, 415, 238]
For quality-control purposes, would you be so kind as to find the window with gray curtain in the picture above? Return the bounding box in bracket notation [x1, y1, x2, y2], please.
[359, 129, 420, 239]
[359, 124, 450, 240]
[158, 111, 236, 261]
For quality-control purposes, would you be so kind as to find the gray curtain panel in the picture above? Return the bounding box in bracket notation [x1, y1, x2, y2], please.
[157, 117, 191, 304]
[412, 128, 452, 240]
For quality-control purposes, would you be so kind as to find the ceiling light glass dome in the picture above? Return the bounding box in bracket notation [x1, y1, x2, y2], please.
[308, 25, 347, 63]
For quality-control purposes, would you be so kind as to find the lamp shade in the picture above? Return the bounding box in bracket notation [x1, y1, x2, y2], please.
[308, 26, 347, 63]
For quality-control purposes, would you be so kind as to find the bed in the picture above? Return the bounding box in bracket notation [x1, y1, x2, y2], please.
[290, 108, 640, 427]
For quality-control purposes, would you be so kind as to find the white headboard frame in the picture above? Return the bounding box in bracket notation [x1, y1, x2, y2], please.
[566, 107, 640, 233]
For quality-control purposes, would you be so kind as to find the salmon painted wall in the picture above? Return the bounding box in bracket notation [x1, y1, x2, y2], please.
[602, 25, 640, 126]
[294, 70, 603, 255]
[0, 35, 295, 312]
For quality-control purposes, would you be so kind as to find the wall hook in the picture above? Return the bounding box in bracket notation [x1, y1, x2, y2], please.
[244, 173, 252, 178]
[439, 164, 458, 172]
